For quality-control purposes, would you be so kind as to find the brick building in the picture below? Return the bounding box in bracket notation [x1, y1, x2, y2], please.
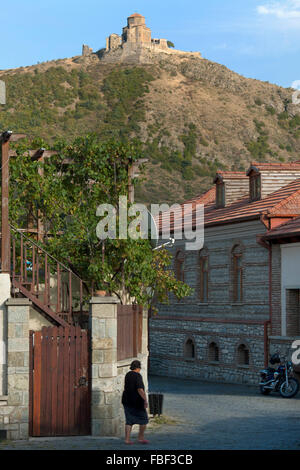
[149, 162, 300, 384]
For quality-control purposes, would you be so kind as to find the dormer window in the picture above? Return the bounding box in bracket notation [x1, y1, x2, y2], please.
[250, 174, 261, 201]
[216, 182, 225, 208]
[214, 171, 249, 208]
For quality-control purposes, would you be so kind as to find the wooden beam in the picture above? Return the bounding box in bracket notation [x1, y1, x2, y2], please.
[1, 135, 10, 272]
[9, 148, 57, 161]
[10, 133, 26, 142]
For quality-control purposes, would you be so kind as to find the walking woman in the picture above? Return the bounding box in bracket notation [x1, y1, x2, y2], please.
[122, 360, 149, 445]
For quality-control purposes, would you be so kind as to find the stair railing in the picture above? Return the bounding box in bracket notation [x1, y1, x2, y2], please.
[9, 224, 89, 325]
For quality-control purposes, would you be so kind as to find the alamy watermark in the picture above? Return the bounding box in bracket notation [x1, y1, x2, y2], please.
[292, 80, 300, 105]
[292, 340, 300, 365]
[96, 196, 204, 251]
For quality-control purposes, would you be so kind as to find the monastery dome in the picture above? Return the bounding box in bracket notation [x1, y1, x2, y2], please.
[129, 13, 144, 18]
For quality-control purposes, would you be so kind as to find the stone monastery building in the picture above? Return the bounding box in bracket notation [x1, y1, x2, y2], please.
[103, 13, 201, 60]
[150, 162, 300, 384]
[106, 13, 169, 52]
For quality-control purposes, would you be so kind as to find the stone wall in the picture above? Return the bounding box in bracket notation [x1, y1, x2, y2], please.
[90, 297, 148, 437]
[0, 274, 10, 396]
[82, 44, 93, 56]
[150, 220, 270, 385]
[0, 298, 31, 440]
[101, 43, 201, 64]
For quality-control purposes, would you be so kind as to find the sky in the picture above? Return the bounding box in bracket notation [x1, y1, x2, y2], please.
[1, 0, 300, 88]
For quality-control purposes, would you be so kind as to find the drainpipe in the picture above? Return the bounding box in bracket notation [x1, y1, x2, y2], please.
[264, 241, 272, 367]
[257, 232, 271, 367]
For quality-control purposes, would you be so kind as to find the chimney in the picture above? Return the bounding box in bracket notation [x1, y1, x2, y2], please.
[246, 162, 300, 201]
[213, 171, 249, 208]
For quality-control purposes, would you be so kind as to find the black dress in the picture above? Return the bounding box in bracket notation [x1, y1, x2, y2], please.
[122, 371, 149, 425]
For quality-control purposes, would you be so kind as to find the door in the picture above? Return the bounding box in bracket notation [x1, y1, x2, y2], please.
[29, 326, 91, 436]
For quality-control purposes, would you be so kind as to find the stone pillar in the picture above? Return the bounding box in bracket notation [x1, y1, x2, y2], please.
[0, 298, 31, 440]
[0, 273, 10, 395]
[90, 296, 120, 437]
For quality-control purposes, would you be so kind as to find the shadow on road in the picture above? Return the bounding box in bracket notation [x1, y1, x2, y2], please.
[149, 375, 300, 400]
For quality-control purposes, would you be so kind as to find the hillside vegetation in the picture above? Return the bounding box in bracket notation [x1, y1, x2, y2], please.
[1, 52, 300, 203]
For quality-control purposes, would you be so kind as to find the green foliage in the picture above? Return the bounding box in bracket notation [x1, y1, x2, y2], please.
[0, 67, 102, 138]
[278, 111, 289, 121]
[246, 135, 271, 160]
[277, 113, 300, 137]
[167, 41, 175, 48]
[254, 119, 268, 136]
[9, 135, 192, 307]
[180, 123, 197, 161]
[266, 105, 276, 115]
[254, 97, 263, 106]
[246, 118, 272, 160]
[101, 68, 154, 139]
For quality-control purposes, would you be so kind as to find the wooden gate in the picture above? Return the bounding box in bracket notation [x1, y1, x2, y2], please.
[29, 326, 91, 437]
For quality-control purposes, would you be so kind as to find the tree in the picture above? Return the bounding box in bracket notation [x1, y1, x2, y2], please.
[167, 41, 175, 48]
[9, 134, 192, 308]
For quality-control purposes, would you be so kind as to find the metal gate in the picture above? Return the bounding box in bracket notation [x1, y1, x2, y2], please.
[29, 326, 91, 437]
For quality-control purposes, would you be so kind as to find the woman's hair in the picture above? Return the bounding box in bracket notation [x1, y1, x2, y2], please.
[130, 360, 141, 370]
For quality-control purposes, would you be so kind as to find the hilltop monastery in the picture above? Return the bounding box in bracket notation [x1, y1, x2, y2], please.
[82, 13, 201, 63]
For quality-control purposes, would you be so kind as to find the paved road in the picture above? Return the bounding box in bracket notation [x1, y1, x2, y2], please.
[1, 375, 300, 450]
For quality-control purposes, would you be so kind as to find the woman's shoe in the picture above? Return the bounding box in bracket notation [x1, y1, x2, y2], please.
[138, 439, 150, 444]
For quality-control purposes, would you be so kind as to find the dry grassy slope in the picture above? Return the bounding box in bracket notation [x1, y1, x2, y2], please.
[1, 52, 299, 204]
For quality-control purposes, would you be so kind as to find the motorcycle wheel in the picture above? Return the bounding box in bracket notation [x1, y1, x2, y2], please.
[259, 385, 271, 395]
[279, 378, 299, 398]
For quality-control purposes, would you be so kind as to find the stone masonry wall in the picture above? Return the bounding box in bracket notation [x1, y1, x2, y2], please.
[286, 289, 300, 336]
[150, 220, 270, 385]
[0, 298, 31, 440]
[90, 297, 148, 437]
[0, 274, 10, 396]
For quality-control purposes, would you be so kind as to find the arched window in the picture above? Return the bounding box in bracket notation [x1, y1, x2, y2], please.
[199, 249, 209, 302]
[232, 245, 243, 302]
[175, 250, 185, 282]
[208, 342, 219, 362]
[184, 338, 195, 359]
[237, 344, 250, 366]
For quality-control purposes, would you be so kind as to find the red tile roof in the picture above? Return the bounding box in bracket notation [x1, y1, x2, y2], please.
[214, 171, 248, 183]
[263, 216, 300, 240]
[129, 13, 144, 18]
[247, 162, 300, 175]
[156, 187, 215, 234]
[203, 178, 300, 228]
[158, 178, 300, 234]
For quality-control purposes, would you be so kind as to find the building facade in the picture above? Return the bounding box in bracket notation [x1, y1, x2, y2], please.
[150, 163, 300, 384]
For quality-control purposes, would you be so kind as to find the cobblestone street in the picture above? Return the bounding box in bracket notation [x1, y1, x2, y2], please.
[1, 375, 300, 450]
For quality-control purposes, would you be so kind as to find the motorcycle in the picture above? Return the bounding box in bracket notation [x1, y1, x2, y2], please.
[259, 353, 299, 398]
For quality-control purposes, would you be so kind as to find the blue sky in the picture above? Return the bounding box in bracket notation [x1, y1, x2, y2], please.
[1, 0, 300, 87]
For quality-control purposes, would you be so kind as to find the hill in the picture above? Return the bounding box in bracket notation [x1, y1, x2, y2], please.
[1, 52, 300, 204]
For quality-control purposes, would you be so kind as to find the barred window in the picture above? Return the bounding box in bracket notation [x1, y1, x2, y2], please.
[208, 342, 219, 362]
[237, 344, 250, 365]
[232, 245, 243, 302]
[175, 250, 185, 282]
[184, 338, 195, 359]
[199, 253, 209, 302]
